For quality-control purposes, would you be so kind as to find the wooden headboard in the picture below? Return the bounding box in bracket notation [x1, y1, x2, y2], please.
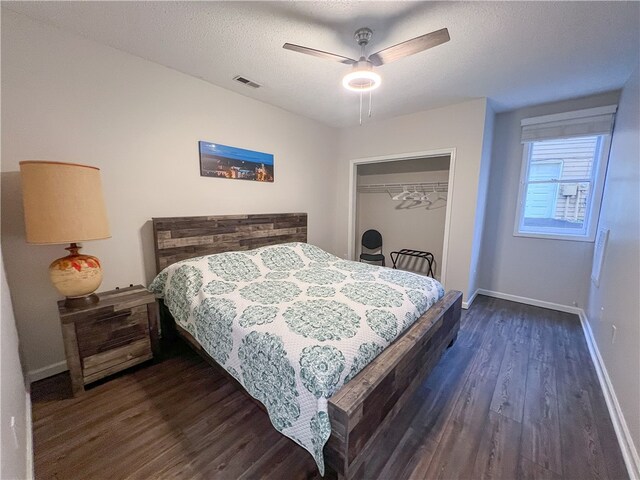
[152, 213, 307, 272]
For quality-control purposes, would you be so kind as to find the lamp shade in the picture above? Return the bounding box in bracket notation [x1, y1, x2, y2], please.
[20, 161, 111, 244]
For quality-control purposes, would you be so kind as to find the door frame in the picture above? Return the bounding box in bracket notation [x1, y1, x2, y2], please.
[347, 148, 457, 287]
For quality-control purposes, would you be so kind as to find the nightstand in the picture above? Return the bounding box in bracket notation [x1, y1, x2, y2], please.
[58, 285, 160, 396]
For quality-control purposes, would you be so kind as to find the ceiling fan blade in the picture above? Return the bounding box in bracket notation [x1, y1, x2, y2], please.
[283, 43, 356, 65]
[368, 28, 450, 66]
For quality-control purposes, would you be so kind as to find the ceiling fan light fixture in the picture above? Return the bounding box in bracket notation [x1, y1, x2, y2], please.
[285, 26, 450, 97]
[342, 62, 381, 92]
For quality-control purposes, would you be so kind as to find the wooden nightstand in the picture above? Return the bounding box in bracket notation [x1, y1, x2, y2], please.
[58, 285, 160, 396]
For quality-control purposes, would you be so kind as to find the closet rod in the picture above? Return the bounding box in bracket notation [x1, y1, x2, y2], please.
[357, 181, 448, 192]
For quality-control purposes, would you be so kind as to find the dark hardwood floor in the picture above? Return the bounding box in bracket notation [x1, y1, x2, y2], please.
[31, 295, 629, 479]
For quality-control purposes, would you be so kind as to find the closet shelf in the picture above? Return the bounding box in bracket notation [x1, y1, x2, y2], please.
[357, 181, 449, 194]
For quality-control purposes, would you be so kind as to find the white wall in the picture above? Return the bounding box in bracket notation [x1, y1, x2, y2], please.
[477, 91, 621, 308]
[585, 68, 640, 471]
[1, 10, 339, 377]
[467, 103, 495, 298]
[0, 252, 31, 480]
[356, 158, 450, 278]
[337, 98, 490, 303]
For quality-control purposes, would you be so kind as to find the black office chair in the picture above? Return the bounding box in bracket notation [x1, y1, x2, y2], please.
[359, 229, 385, 266]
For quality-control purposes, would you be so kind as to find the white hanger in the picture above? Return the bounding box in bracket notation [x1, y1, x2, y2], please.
[391, 186, 410, 200]
[405, 186, 423, 200]
[383, 182, 448, 207]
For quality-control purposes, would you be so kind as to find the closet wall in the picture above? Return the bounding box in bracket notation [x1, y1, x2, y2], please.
[356, 156, 450, 279]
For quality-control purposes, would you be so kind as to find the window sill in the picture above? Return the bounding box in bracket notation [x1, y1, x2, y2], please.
[513, 231, 595, 242]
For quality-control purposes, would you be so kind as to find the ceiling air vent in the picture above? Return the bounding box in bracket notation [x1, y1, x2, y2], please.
[233, 75, 262, 89]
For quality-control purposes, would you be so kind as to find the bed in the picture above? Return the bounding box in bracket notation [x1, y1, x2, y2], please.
[150, 213, 461, 479]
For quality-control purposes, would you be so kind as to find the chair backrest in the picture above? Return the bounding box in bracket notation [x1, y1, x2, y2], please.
[361, 229, 383, 250]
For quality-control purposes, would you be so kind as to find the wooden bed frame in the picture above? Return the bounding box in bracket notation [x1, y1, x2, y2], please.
[152, 213, 462, 479]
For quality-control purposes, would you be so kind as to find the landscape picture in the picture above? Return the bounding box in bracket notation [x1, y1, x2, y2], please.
[199, 141, 274, 182]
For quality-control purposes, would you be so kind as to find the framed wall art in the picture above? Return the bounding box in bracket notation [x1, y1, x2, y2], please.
[199, 141, 274, 182]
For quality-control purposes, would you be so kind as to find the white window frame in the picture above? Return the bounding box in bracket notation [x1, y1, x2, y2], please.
[524, 159, 563, 219]
[514, 134, 612, 242]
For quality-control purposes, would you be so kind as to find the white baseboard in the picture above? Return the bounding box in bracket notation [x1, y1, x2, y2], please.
[462, 289, 479, 310]
[25, 392, 33, 480]
[476, 288, 639, 479]
[475, 289, 583, 315]
[579, 311, 640, 480]
[27, 360, 67, 384]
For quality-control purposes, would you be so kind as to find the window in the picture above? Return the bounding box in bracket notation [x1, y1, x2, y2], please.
[515, 106, 616, 241]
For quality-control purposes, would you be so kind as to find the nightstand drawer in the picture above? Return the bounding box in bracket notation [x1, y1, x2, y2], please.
[76, 305, 149, 358]
[83, 338, 152, 383]
[59, 285, 160, 395]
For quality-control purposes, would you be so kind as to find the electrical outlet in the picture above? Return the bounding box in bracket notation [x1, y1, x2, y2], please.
[611, 325, 617, 344]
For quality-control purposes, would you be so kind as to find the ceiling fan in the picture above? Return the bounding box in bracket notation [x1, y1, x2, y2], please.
[283, 27, 450, 92]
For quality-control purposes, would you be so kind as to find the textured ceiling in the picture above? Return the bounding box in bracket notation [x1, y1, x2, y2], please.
[4, 1, 639, 127]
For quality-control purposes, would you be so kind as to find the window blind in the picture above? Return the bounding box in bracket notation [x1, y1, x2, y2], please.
[521, 105, 617, 143]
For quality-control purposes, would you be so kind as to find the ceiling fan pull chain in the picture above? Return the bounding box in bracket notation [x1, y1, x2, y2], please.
[359, 90, 363, 125]
[368, 84, 373, 118]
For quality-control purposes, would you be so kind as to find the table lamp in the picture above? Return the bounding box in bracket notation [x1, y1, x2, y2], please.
[20, 161, 111, 308]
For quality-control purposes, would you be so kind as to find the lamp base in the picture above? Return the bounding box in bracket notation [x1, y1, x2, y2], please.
[64, 293, 100, 309]
[49, 243, 103, 301]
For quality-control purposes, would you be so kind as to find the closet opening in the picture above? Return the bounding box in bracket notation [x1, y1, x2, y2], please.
[348, 149, 455, 286]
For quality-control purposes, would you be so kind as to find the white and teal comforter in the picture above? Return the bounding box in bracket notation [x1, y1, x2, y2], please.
[149, 242, 444, 474]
